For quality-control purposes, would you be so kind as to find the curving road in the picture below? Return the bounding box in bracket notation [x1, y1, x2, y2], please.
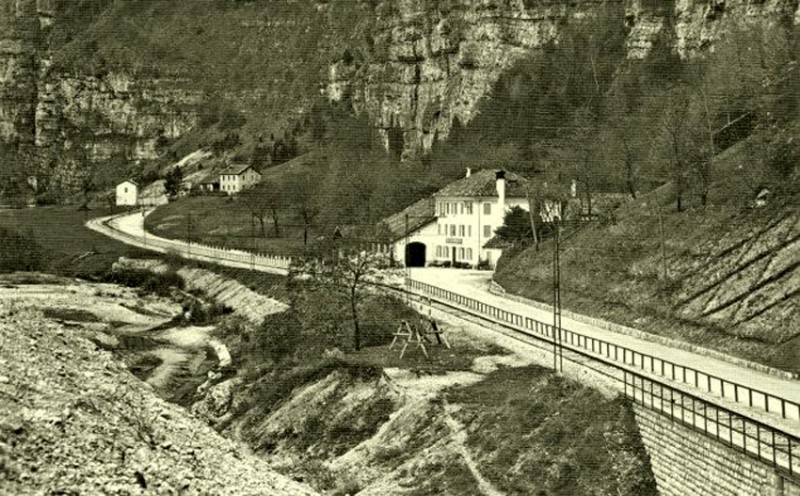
[86, 209, 289, 275]
[91, 210, 800, 435]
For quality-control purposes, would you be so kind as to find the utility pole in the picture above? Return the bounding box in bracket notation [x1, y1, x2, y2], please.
[186, 213, 192, 258]
[552, 217, 563, 373]
[142, 207, 147, 248]
[251, 212, 256, 271]
[405, 213, 410, 304]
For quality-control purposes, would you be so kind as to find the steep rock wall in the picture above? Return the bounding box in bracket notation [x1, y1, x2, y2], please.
[3, 0, 799, 168]
[328, 0, 800, 158]
[1, 0, 201, 182]
[36, 74, 201, 161]
[0, 0, 40, 146]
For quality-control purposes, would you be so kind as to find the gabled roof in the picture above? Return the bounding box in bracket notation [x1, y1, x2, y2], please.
[379, 197, 437, 241]
[220, 164, 260, 176]
[118, 179, 138, 186]
[434, 169, 528, 199]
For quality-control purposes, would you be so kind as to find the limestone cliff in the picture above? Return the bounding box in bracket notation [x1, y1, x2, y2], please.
[0, 0, 40, 147]
[326, 0, 800, 158]
[1, 0, 799, 174]
[36, 74, 201, 162]
[1, 0, 202, 186]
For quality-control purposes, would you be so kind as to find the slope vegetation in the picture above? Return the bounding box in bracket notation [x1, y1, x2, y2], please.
[496, 125, 800, 373]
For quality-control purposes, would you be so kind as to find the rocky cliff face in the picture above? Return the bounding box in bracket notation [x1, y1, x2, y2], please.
[36, 74, 201, 162]
[327, 0, 800, 158]
[0, 0, 40, 147]
[1, 0, 201, 187]
[2, 0, 799, 172]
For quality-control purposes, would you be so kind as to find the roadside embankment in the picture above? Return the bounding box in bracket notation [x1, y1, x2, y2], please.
[113, 257, 288, 324]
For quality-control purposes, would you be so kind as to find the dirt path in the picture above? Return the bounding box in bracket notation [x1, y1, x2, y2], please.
[443, 404, 506, 496]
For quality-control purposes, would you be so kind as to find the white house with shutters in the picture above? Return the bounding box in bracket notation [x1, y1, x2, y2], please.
[378, 169, 560, 269]
[115, 180, 138, 206]
[219, 164, 261, 194]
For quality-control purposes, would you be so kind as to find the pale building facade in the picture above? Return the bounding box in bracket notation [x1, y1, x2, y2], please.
[220, 164, 261, 194]
[115, 180, 138, 206]
[380, 169, 556, 269]
[430, 169, 529, 268]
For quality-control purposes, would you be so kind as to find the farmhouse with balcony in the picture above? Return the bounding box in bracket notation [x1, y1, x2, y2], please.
[377, 169, 561, 269]
[219, 164, 261, 194]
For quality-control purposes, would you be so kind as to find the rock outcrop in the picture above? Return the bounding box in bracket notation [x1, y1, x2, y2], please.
[1, 0, 202, 196]
[36, 74, 201, 161]
[2, 0, 798, 170]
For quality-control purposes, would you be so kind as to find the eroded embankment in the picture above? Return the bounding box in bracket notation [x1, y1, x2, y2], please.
[195, 326, 658, 495]
[113, 257, 288, 324]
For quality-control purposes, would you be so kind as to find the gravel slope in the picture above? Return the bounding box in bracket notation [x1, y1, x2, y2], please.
[0, 301, 317, 495]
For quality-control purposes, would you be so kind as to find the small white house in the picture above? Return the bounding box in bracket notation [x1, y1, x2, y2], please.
[219, 164, 261, 194]
[115, 180, 138, 206]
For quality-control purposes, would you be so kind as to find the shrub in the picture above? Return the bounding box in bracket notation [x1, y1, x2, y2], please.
[252, 310, 305, 363]
[109, 268, 184, 296]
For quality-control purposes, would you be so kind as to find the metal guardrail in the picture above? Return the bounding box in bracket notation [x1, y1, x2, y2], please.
[405, 278, 800, 423]
[626, 371, 798, 478]
[401, 278, 800, 479]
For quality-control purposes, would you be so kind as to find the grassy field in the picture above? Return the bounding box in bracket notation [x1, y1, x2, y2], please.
[0, 205, 152, 278]
[447, 365, 657, 495]
[145, 195, 313, 257]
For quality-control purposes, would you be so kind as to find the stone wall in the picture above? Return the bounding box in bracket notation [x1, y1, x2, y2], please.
[634, 404, 800, 496]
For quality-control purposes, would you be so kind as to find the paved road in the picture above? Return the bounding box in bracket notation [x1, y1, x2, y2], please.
[408, 267, 800, 431]
[86, 210, 289, 275]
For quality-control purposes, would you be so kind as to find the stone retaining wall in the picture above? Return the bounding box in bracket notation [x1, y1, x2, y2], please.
[634, 405, 800, 496]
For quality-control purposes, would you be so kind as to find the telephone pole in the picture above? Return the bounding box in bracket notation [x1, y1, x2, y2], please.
[186, 213, 193, 257]
[552, 217, 563, 373]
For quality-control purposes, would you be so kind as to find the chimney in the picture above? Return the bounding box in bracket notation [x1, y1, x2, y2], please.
[465, 167, 471, 178]
[495, 170, 506, 214]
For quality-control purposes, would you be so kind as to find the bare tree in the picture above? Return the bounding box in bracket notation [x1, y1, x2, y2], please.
[621, 134, 637, 200]
[239, 183, 279, 237]
[299, 250, 387, 351]
[659, 88, 694, 212]
[285, 171, 321, 251]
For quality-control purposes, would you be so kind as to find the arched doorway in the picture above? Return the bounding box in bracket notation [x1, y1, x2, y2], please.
[405, 242, 426, 267]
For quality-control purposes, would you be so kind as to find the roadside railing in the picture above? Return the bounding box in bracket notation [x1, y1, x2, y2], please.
[401, 278, 800, 479]
[93, 213, 292, 271]
[405, 278, 800, 423]
[625, 371, 799, 479]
